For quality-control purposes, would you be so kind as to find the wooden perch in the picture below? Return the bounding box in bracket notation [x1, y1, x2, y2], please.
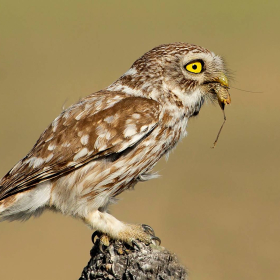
[79, 231, 187, 280]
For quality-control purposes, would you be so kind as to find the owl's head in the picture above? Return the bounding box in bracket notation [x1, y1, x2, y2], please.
[111, 42, 230, 112]
[147, 43, 230, 106]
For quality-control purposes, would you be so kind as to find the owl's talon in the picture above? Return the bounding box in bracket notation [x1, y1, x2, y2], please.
[91, 231, 111, 248]
[151, 235, 161, 246]
[91, 231, 100, 244]
[141, 224, 155, 236]
[131, 240, 141, 250]
[141, 224, 161, 245]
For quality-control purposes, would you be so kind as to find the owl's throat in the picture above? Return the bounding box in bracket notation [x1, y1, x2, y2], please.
[190, 97, 205, 117]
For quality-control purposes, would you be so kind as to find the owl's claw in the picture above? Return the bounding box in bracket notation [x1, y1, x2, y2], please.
[151, 235, 161, 246]
[91, 230, 100, 244]
[141, 224, 155, 236]
[141, 224, 161, 245]
[131, 239, 141, 250]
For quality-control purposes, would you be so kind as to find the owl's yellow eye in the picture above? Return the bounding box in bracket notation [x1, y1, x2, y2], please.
[185, 61, 203, 74]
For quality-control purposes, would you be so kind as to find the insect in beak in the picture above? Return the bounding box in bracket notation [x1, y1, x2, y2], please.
[212, 73, 231, 148]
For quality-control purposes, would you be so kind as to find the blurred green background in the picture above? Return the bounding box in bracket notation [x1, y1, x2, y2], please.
[0, 1, 279, 279]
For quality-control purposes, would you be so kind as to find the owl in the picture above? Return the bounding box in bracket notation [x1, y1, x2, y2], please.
[0, 43, 230, 244]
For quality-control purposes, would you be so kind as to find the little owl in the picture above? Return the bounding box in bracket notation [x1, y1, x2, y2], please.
[0, 43, 230, 244]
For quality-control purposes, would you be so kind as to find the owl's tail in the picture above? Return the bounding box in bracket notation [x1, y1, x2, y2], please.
[0, 192, 28, 222]
[0, 184, 50, 222]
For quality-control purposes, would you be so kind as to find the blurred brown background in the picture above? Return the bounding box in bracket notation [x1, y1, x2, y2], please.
[0, 1, 279, 279]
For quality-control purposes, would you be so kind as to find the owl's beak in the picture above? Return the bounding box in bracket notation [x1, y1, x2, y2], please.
[213, 72, 229, 88]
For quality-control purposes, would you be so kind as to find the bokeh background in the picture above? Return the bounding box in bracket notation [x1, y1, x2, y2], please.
[0, 1, 279, 279]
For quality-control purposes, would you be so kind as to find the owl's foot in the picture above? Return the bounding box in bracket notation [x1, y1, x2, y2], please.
[86, 211, 161, 247]
[92, 224, 160, 249]
[119, 223, 161, 246]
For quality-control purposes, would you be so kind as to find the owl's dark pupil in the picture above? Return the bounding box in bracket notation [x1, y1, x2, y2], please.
[192, 65, 197, 70]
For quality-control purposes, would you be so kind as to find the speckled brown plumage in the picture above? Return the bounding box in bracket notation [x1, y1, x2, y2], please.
[0, 42, 230, 244]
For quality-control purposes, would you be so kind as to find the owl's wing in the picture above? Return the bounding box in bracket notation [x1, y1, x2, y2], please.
[0, 92, 161, 200]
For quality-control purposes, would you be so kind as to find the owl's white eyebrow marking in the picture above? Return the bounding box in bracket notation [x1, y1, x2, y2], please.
[73, 148, 88, 161]
[80, 135, 89, 145]
[48, 144, 56, 151]
[124, 124, 137, 138]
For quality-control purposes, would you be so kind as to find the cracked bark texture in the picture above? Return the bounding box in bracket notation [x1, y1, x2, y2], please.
[79, 231, 187, 280]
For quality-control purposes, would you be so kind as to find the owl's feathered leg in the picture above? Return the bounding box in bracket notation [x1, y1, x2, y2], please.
[84, 210, 160, 245]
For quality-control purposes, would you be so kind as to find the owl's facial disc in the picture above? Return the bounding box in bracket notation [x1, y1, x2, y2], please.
[180, 52, 230, 107]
